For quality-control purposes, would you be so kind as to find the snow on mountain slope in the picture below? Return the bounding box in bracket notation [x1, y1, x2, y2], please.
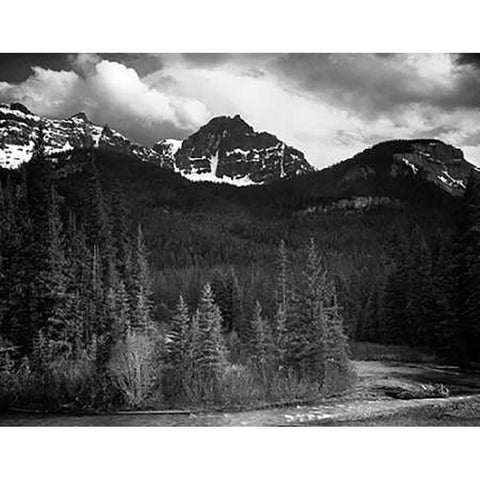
[0, 104, 312, 186]
[168, 114, 314, 185]
[390, 141, 470, 196]
[333, 139, 473, 200]
[0, 103, 172, 169]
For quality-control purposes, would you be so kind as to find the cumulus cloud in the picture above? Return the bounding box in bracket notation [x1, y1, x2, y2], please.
[2, 53, 480, 167]
[143, 54, 480, 166]
[0, 55, 210, 145]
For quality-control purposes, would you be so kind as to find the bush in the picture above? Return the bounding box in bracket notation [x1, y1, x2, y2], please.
[108, 332, 163, 409]
[0, 348, 98, 411]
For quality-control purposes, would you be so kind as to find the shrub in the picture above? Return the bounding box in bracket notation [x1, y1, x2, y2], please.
[108, 331, 163, 409]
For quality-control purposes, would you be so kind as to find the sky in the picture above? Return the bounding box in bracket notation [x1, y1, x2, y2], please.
[1, 52, 480, 168]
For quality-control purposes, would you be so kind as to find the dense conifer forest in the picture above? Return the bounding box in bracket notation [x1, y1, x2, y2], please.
[0, 138, 479, 412]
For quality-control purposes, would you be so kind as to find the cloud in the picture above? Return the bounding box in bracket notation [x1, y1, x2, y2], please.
[142, 55, 480, 167]
[0, 55, 210, 145]
[68, 52, 102, 77]
[2, 53, 480, 167]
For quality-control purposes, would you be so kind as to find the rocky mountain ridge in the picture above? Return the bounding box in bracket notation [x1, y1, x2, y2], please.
[0, 103, 313, 185]
[0, 103, 170, 169]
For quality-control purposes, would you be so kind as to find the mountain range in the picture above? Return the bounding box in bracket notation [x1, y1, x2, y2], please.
[0, 103, 312, 185]
[0, 102, 476, 206]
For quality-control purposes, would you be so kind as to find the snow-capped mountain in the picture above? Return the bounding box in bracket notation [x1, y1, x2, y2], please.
[0, 103, 171, 169]
[168, 115, 314, 185]
[0, 104, 313, 186]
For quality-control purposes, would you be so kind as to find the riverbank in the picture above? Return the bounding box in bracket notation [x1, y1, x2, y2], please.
[2, 360, 480, 426]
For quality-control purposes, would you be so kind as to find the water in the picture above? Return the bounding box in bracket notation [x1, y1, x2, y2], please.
[3, 361, 480, 426]
[2, 394, 478, 426]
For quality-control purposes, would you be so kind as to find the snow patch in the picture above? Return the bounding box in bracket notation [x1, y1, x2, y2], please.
[165, 139, 183, 154]
[439, 170, 466, 189]
[0, 141, 34, 169]
[401, 157, 419, 174]
[183, 171, 258, 187]
[229, 148, 249, 156]
[210, 150, 219, 176]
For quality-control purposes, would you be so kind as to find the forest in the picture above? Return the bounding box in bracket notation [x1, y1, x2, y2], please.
[0, 138, 479, 412]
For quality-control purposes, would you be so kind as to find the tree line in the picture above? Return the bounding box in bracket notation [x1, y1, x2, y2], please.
[0, 138, 353, 411]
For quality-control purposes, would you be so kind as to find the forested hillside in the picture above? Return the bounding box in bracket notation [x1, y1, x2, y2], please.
[1, 139, 479, 412]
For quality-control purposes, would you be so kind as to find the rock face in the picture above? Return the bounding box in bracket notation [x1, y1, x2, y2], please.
[0, 103, 171, 169]
[391, 141, 468, 196]
[0, 104, 313, 185]
[335, 139, 473, 198]
[152, 139, 183, 167]
[167, 115, 314, 185]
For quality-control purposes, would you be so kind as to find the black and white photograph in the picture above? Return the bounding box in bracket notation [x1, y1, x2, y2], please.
[2, 50, 480, 426]
[1, 2, 480, 477]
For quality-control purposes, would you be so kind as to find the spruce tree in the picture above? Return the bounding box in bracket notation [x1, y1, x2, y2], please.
[168, 294, 191, 371]
[250, 300, 271, 376]
[322, 290, 353, 394]
[290, 239, 327, 382]
[130, 224, 153, 333]
[273, 240, 293, 367]
[193, 283, 227, 400]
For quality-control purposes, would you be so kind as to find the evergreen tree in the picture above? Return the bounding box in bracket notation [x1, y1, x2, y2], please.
[273, 240, 293, 367]
[250, 300, 271, 376]
[288, 239, 327, 382]
[322, 290, 353, 393]
[83, 154, 111, 250]
[130, 224, 153, 333]
[193, 283, 227, 400]
[168, 294, 191, 371]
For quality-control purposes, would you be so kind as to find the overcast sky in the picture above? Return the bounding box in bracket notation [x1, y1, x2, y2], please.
[1, 53, 480, 168]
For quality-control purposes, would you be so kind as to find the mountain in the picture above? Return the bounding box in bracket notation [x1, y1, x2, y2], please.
[0, 103, 171, 169]
[241, 138, 475, 216]
[0, 104, 313, 185]
[159, 114, 314, 185]
[337, 139, 471, 197]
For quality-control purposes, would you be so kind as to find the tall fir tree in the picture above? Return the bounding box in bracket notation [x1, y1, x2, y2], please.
[130, 224, 153, 333]
[250, 300, 271, 376]
[193, 283, 227, 400]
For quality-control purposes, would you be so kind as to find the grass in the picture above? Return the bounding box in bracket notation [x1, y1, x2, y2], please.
[350, 341, 439, 363]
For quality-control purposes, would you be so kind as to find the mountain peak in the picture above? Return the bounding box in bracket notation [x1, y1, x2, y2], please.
[70, 112, 90, 122]
[201, 114, 253, 135]
[4, 102, 35, 116]
[173, 115, 313, 185]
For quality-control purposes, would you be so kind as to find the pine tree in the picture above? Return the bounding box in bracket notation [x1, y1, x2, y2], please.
[193, 283, 227, 400]
[289, 239, 327, 382]
[168, 294, 191, 371]
[322, 290, 353, 394]
[83, 154, 111, 250]
[273, 240, 293, 367]
[250, 300, 271, 376]
[130, 224, 153, 333]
